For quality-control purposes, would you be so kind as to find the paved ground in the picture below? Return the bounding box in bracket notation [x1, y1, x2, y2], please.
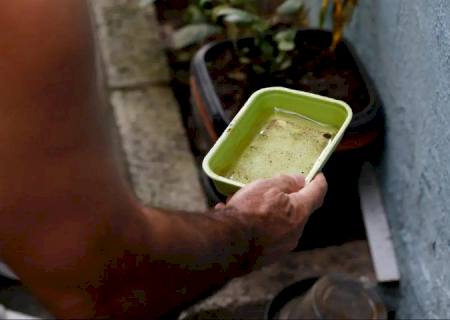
[181, 241, 375, 319]
[92, 0, 207, 211]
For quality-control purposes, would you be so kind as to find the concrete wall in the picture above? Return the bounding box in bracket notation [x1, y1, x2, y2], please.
[307, 0, 450, 317]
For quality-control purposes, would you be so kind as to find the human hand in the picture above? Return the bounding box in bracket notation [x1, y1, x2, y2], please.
[217, 174, 327, 265]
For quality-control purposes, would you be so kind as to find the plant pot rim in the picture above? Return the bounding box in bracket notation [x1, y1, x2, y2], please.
[265, 277, 319, 320]
[191, 29, 380, 131]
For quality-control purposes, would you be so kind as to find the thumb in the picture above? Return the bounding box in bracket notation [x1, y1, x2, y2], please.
[289, 173, 328, 214]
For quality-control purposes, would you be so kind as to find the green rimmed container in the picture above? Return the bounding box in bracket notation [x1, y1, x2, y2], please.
[202, 87, 353, 196]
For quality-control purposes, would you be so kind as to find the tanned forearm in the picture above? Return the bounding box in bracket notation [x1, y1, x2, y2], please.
[94, 207, 257, 318]
[0, 1, 258, 318]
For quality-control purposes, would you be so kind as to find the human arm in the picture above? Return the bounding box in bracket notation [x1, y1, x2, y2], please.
[0, 1, 327, 318]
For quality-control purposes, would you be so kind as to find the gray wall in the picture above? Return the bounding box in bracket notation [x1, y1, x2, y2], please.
[308, 0, 450, 317]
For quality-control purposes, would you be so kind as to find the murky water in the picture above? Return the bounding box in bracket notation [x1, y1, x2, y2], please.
[227, 109, 338, 184]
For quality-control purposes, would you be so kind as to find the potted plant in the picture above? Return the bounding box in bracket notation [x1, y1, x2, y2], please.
[185, 0, 382, 155]
[153, 0, 384, 247]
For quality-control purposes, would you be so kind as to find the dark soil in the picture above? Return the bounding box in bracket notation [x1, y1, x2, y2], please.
[208, 41, 370, 120]
[154, 0, 189, 29]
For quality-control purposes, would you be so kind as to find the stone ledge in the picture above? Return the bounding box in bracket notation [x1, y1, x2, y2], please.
[92, 0, 170, 88]
[112, 87, 206, 211]
[92, 0, 206, 211]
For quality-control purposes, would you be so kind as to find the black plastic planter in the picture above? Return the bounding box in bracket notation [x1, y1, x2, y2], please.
[191, 29, 383, 156]
[190, 30, 384, 247]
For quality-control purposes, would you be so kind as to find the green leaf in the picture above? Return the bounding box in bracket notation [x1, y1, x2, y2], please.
[279, 57, 292, 70]
[252, 64, 266, 74]
[273, 53, 292, 71]
[213, 7, 259, 25]
[276, 0, 304, 16]
[172, 24, 223, 50]
[185, 4, 207, 24]
[239, 56, 251, 64]
[252, 20, 270, 34]
[274, 29, 297, 51]
[198, 0, 213, 9]
[275, 53, 285, 65]
[278, 40, 295, 51]
[259, 39, 275, 61]
[274, 29, 296, 42]
[274, 29, 297, 42]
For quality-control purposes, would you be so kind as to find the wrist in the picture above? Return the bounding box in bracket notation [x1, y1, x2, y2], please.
[212, 207, 262, 275]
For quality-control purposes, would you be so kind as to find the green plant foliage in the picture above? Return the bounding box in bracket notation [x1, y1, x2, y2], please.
[168, 0, 354, 74]
[274, 29, 297, 52]
[185, 4, 207, 24]
[150, 0, 358, 59]
[198, 0, 214, 9]
[276, 0, 305, 16]
[172, 24, 223, 50]
[213, 7, 260, 25]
